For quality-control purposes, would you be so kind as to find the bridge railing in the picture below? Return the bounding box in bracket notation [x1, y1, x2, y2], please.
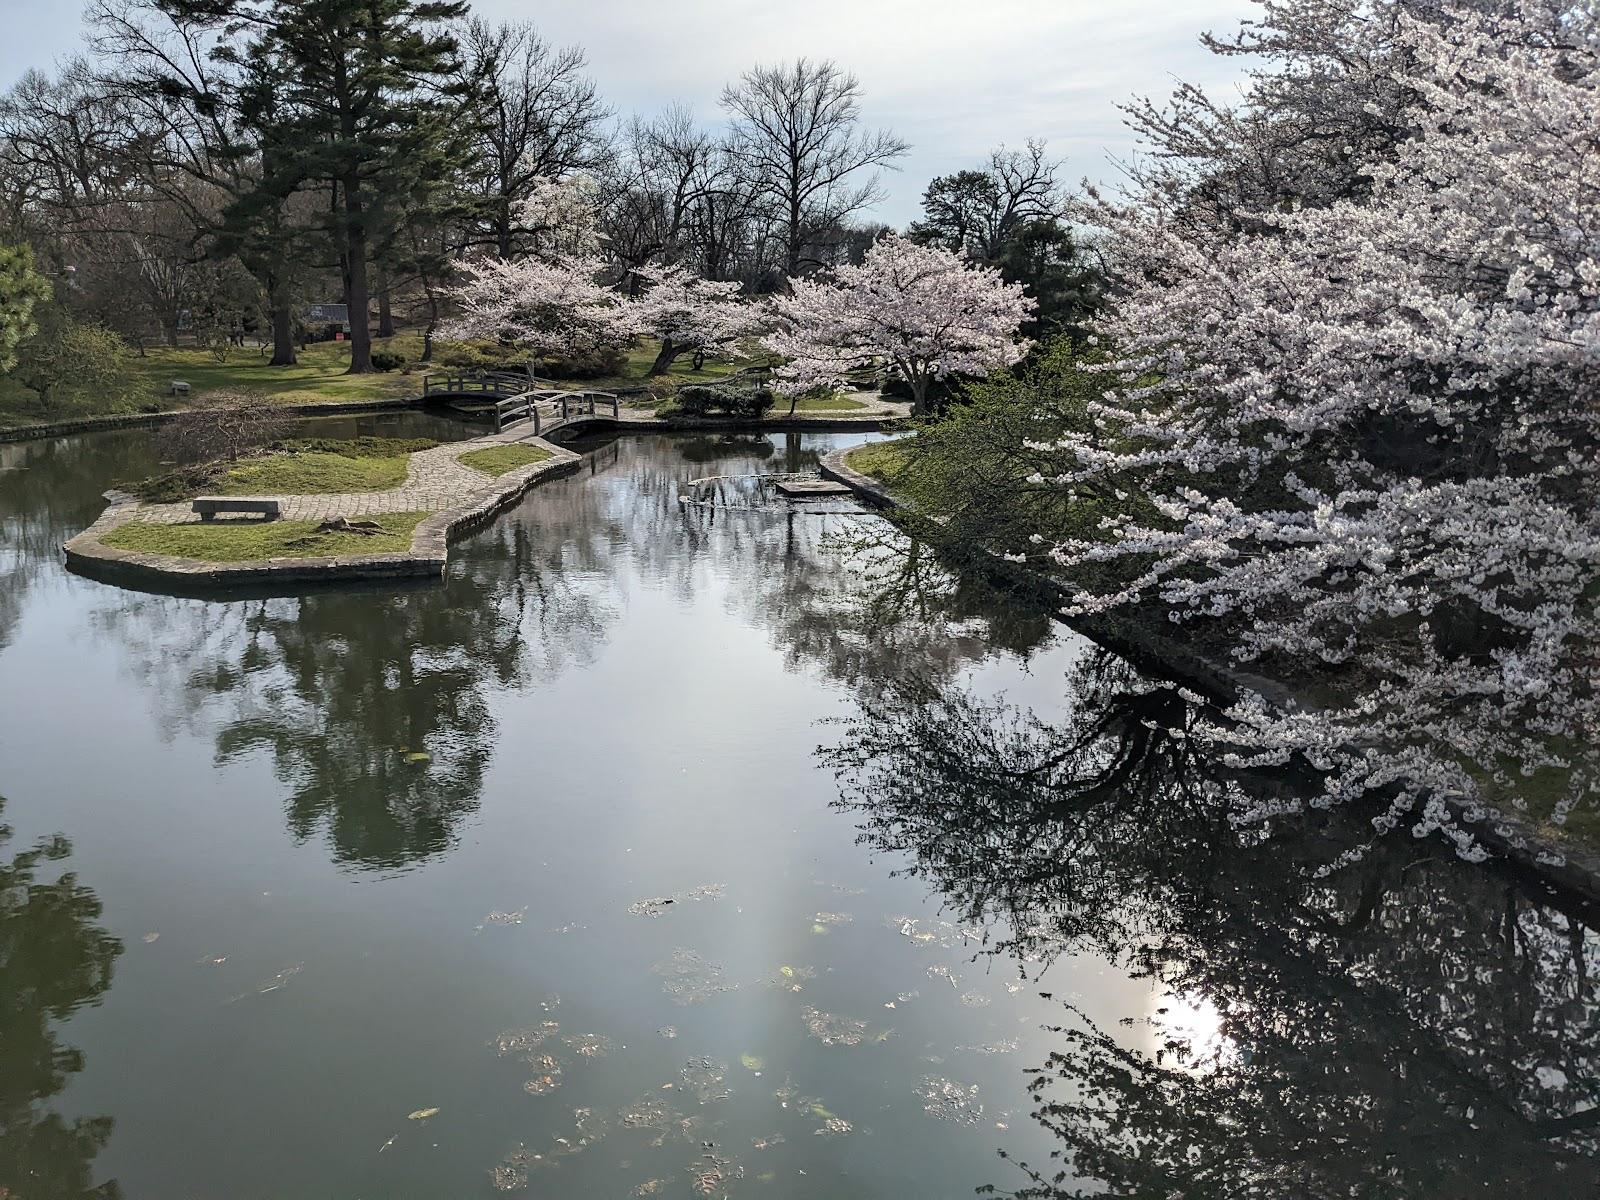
[421, 370, 532, 398]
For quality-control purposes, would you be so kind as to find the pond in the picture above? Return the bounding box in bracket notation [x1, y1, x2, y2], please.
[0, 419, 1596, 1198]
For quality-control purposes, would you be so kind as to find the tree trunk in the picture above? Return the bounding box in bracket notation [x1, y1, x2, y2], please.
[421, 278, 439, 363]
[495, 196, 514, 259]
[911, 376, 930, 417]
[649, 337, 684, 376]
[377, 271, 394, 339]
[343, 174, 373, 373]
[268, 279, 297, 367]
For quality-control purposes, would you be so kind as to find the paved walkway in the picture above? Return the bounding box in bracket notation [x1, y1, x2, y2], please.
[123, 436, 516, 526]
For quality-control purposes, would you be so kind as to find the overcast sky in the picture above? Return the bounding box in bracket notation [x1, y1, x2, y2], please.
[0, 0, 1257, 226]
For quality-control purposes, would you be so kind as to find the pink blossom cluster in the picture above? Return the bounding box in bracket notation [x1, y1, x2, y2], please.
[763, 234, 1034, 412]
[1046, 2, 1600, 856]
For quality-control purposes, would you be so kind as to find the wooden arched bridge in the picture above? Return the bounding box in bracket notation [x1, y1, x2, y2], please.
[421, 370, 620, 435]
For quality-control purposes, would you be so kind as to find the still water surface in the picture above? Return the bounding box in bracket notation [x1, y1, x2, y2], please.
[1, 420, 1597, 1198]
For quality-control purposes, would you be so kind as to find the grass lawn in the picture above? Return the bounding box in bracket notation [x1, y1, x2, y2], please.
[772, 394, 869, 414]
[102, 510, 430, 562]
[457, 443, 552, 476]
[843, 440, 911, 484]
[129, 437, 437, 502]
[216, 439, 433, 495]
[0, 338, 417, 429]
[0, 331, 761, 430]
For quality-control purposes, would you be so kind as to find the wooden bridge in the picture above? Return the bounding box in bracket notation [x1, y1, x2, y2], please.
[420, 371, 620, 435]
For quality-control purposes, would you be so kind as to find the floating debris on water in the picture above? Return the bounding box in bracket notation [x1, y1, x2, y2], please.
[572, 1106, 611, 1146]
[812, 911, 852, 927]
[897, 989, 920, 1003]
[813, 1117, 854, 1137]
[768, 964, 816, 993]
[956, 1038, 1021, 1055]
[958, 991, 992, 1009]
[686, 1152, 743, 1197]
[629, 883, 727, 917]
[481, 908, 527, 928]
[142, 932, 160, 944]
[657, 1025, 679, 1040]
[548, 922, 586, 935]
[681, 1056, 733, 1104]
[800, 1005, 887, 1048]
[739, 1053, 764, 1072]
[751, 1132, 785, 1150]
[523, 1054, 563, 1094]
[632, 1181, 670, 1197]
[926, 964, 962, 989]
[915, 1076, 984, 1125]
[196, 953, 227, 966]
[1005, 980, 1026, 994]
[540, 994, 561, 1012]
[889, 916, 983, 950]
[814, 880, 866, 896]
[407, 1107, 440, 1121]
[228, 961, 304, 1002]
[618, 1093, 709, 1146]
[564, 1033, 618, 1059]
[494, 1023, 561, 1059]
[654, 948, 737, 1005]
[489, 1162, 528, 1192]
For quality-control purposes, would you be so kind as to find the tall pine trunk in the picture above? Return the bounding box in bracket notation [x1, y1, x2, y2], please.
[268, 271, 297, 366]
[377, 269, 394, 339]
[343, 174, 373, 373]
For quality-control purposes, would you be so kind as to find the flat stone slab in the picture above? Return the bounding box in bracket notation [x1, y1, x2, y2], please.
[773, 478, 855, 497]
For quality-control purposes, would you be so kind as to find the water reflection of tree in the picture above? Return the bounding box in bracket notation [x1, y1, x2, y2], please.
[685, 503, 1055, 687]
[0, 433, 168, 656]
[0, 799, 123, 1198]
[830, 652, 1600, 1197]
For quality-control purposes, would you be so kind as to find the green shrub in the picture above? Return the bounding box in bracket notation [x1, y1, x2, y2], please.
[536, 347, 628, 380]
[370, 350, 406, 372]
[673, 384, 775, 419]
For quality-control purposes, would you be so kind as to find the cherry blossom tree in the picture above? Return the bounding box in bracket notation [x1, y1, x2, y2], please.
[764, 234, 1033, 415]
[442, 253, 637, 364]
[631, 262, 762, 375]
[1036, 2, 1600, 859]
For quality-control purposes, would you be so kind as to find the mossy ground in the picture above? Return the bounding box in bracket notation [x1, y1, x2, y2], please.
[457, 443, 553, 476]
[101, 510, 430, 562]
[843, 440, 911, 484]
[774, 394, 869, 413]
[129, 437, 437, 502]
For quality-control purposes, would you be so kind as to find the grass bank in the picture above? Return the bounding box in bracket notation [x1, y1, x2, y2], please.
[843, 440, 911, 484]
[102, 510, 429, 562]
[457, 444, 552, 477]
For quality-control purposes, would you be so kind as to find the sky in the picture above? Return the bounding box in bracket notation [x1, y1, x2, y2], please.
[0, 0, 1258, 226]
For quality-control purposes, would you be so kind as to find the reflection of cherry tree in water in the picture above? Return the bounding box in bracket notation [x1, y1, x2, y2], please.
[0, 799, 123, 1198]
[830, 651, 1600, 1197]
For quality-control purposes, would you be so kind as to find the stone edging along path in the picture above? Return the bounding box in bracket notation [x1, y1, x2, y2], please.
[63, 427, 582, 589]
[818, 445, 1600, 910]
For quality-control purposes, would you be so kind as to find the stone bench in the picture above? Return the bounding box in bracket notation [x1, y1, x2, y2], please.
[192, 496, 281, 521]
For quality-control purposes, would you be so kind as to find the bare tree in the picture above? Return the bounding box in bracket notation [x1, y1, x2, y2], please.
[155, 394, 291, 463]
[457, 17, 610, 259]
[909, 139, 1066, 262]
[720, 58, 907, 278]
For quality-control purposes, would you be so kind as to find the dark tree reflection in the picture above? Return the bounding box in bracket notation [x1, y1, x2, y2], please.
[0, 799, 123, 1198]
[829, 652, 1600, 1198]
